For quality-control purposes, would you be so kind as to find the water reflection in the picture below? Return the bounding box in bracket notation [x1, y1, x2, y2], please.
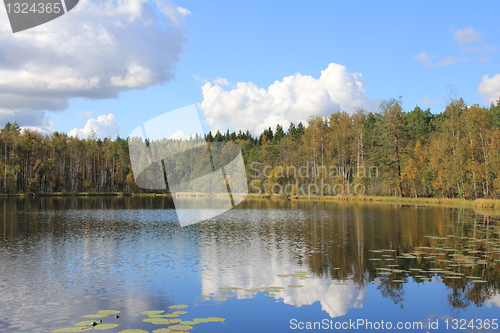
[198, 209, 367, 317]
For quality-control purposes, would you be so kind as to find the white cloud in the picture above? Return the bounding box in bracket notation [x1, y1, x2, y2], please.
[414, 53, 457, 68]
[193, 75, 208, 84]
[453, 28, 498, 58]
[414, 52, 433, 68]
[437, 56, 458, 67]
[212, 77, 229, 86]
[454, 27, 481, 44]
[168, 130, 194, 140]
[419, 97, 438, 105]
[110, 63, 156, 88]
[478, 74, 500, 104]
[198, 63, 378, 135]
[0, 0, 189, 132]
[485, 293, 500, 308]
[69, 113, 121, 138]
[20, 122, 54, 135]
[416, 28, 497, 68]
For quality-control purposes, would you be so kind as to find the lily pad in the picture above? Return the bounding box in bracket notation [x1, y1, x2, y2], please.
[207, 317, 225, 322]
[53, 327, 93, 332]
[179, 321, 198, 325]
[94, 323, 120, 330]
[218, 295, 235, 297]
[98, 310, 121, 314]
[245, 289, 259, 292]
[140, 311, 164, 315]
[163, 314, 179, 318]
[73, 321, 95, 327]
[119, 330, 149, 333]
[192, 318, 210, 323]
[172, 311, 187, 315]
[145, 318, 180, 324]
[82, 314, 108, 319]
[219, 290, 233, 293]
[265, 293, 277, 296]
[168, 305, 188, 309]
[200, 295, 213, 297]
[169, 325, 193, 331]
[288, 285, 304, 288]
[153, 329, 172, 333]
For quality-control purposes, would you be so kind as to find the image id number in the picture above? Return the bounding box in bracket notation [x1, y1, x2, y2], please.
[445, 318, 498, 330]
[6, 2, 62, 14]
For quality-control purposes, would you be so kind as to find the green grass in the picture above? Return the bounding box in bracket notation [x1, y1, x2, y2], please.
[247, 193, 500, 211]
[291, 194, 473, 206]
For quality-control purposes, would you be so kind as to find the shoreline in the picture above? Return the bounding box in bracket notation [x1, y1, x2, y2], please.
[247, 193, 500, 213]
[0, 192, 172, 197]
[1, 192, 500, 214]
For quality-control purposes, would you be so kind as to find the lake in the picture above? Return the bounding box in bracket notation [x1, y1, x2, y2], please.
[1, 196, 500, 332]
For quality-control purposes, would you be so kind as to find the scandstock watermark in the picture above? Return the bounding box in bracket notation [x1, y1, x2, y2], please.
[127, 105, 248, 227]
[250, 162, 379, 197]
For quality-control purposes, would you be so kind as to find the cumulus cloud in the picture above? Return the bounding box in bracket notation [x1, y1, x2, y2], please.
[198, 63, 378, 135]
[168, 130, 195, 140]
[478, 74, 500, 104]
[0, 0, 189, 132]
[69, 113, 121, 138]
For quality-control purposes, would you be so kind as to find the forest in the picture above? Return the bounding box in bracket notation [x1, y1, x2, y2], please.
[1, 97, 500, 199]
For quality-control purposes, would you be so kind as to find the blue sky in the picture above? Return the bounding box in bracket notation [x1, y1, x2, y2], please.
[0, 0, 499, 138]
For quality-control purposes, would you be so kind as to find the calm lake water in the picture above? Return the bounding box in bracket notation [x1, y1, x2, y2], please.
[1, 197, 500, 332]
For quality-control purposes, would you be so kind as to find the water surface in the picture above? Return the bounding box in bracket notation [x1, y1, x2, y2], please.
[1, 197, 500, 332]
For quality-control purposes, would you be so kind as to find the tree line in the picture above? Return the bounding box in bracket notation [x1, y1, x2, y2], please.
[1, 97, 500, 198]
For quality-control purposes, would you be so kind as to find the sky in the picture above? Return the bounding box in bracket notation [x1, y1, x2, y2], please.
[0, 0, 499, 138]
